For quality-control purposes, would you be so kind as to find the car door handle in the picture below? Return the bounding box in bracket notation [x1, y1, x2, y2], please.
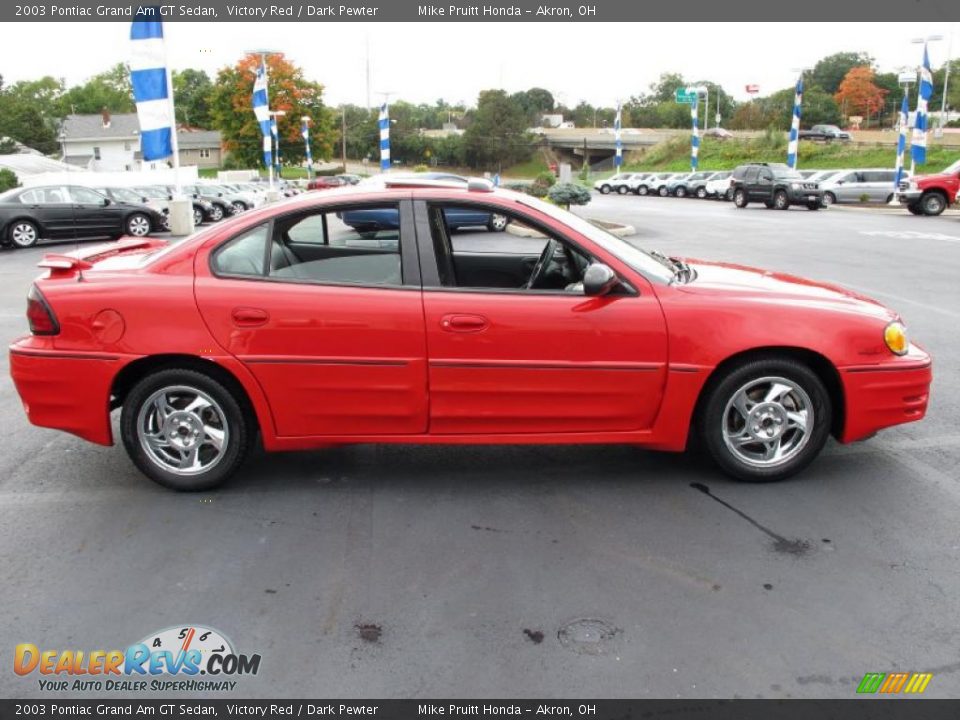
[440, 314, 489, 332]
[231, 307, 269, 327]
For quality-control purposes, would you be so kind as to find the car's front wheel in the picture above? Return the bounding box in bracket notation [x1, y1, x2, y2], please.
[696, 187, 707, 199]
[120, 369, 253, 491]
[733, 189, 748, 208]
[9, 219, 39, 248]
[675, 187, 687, 198]
[658, 186, 669, 197]
[822, 191, 836, 206]
[599, 184, 611, 194]
[487, 213, 509, 232]
[616, 185, 628, 195]
[699, 357, 831, 482]
[208, 204, 224, 222]
[232, 201, 248, 213]
[126, 213, 152, 237]
[920, 191, 948, 216]
[637, 186, 649, 196]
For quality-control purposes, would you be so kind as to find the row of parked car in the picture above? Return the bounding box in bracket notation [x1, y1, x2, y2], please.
[0, 180, 304, 249]
[593, 162, 960, 213]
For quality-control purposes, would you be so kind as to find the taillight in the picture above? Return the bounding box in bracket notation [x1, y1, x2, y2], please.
[26, 285, 59, 335]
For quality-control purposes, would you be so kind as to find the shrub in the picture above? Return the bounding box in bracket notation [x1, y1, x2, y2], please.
[0, 168, 19, 193]
[547, 182, 592, 209]
[412, 164, 430, 173]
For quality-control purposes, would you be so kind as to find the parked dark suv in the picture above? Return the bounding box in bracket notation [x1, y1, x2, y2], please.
[730, 163, 823, 210]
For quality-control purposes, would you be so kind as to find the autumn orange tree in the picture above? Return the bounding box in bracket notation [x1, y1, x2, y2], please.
[834, 66, 887, 125]
[210, 54, 333, 169]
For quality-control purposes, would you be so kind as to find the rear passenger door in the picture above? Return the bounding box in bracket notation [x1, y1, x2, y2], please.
[194, 200, 429, 438]
[16, 187, 76, 239]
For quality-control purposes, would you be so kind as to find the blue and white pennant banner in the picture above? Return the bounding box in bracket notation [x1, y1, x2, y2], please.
[301, 118, 313, 176]
[690, 93, 699, 171]
[130, 19, 173, 161]
[614, 102, 622, 169]
[252, 61, 272, 168]
[894, 93, 909, 189]
[911, 45, 933, 166]
[379, 103, 391, 172]
[787, 75, 803, 169]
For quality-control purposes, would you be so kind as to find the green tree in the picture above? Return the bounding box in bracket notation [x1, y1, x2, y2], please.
[0, 76, 65, 154]
[60, 63, 133, 114]
[210, 54, 334, 169]
[463, 89, 531, 171]
[173, 69, 214, 128]
[809, 52, 874, 95]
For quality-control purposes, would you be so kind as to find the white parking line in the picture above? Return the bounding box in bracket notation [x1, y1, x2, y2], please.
[860, 230, 960, 244]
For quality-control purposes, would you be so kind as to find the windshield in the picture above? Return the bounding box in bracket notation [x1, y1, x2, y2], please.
[137, 187, 169, 199]
[516, 194, 675, 284]
[109, 187, 144, 203]
[772, 168, 804, 180]
[941, 159, 960, 175]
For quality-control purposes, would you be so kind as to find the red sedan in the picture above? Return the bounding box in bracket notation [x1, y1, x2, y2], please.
[10, 178, 931, 490]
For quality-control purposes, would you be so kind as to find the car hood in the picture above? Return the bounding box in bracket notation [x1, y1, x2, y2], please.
[678, 259, 897, 321]
[913, 171, 957, 184]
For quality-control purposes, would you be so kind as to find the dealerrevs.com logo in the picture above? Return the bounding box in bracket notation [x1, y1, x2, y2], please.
[14, 625, 261, 692]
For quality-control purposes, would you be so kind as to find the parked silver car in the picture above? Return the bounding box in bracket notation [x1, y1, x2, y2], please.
[820, 169, 903, 205]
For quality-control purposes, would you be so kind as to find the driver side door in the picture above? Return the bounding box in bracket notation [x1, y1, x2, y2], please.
[415, 200, 669, 435]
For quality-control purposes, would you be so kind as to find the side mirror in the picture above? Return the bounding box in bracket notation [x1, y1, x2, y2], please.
[101, 197, 111, 206]
[583, 263, 620, 297]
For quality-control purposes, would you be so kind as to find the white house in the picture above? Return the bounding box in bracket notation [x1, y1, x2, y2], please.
[59, 111, 223, 172]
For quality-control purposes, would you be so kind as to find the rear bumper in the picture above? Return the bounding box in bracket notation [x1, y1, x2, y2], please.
[9, 339, 121, 446]
[839, 348, 932, 443]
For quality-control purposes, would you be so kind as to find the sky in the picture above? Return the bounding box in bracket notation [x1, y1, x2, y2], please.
[3, 21, 957, 108]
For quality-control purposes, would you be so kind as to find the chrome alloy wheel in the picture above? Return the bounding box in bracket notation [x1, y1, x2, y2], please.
[127, 214, 151, 236]
[11, 221, 38, 247]
[137, 386, 229, 476]
[722, 376, 813, 468]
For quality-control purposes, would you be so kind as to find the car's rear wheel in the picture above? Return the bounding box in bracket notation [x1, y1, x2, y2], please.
[121, 369, 252, 491]
[696, 187, 707, 199]
[231, 201, 247, 213]
[126, 213, 152, 237]
[208, 204, 224, 222]
[487, 213, 509, 232]
[920, 191, 947, 216]
[733, 189, 748, 208]
[774, 190, 790, 210]
[675, 187, 687, 198]
[599, 184, 611, 194]
[637, 186, 648, 196]
[699, 357, 831, 482]
[616, 185, 628, 195]
[160, 212, 171, 231]
[658, 186, 669, 197]
[822, 191, 836, 206]
[193, 207, 204, 225]
[9, 220, 39, 248]
[725, 187, 734, 201]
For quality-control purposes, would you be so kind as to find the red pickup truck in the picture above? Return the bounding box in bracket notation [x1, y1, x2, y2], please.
[898, 159, 960, 216]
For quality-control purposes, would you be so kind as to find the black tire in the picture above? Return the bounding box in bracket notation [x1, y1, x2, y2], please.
[126, 212, 152, 237]
[907, 203, 923, 215]
[599, 184, 611, 194]
[764, 200, 775, 209]
[806, 202, 820, 211]
[696, 187, 708, 199]
[822, 192, 836, 206]
[637, 186, 649, 196]
[231, 201, 247, 213]
[208, 204, 225, 222]
[725, 187, 734, 201]
[698, 356, 832, 483]
[773, 190, 790, 210]
[920, 191, 947, 217]
[616, 185, 628, 195]
[8, 219, 39, 248]
[658, 186, 669, 197]
[120, 369, 253, 491]
[675, 187, 687, 198]
[160, 212, 171, 231]
[487, 213, 509, 232]
[733, 189, 748, 208]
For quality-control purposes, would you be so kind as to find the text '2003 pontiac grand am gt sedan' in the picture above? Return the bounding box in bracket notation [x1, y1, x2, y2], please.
[10, 178, 931, 490]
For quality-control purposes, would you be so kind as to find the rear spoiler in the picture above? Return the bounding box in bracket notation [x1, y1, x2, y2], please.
[37, 237, 167, 277]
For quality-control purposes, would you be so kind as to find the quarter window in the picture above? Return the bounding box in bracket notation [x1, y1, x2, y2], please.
[212, 223, 269, 277]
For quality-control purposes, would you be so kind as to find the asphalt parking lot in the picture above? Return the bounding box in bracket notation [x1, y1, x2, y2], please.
[1, 195, 958, 699]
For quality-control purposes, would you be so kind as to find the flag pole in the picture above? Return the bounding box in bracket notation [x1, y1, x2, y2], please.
[164, 37, 181, 196]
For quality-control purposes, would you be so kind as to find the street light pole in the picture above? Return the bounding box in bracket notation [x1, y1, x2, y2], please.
[940, 30, 954, 132]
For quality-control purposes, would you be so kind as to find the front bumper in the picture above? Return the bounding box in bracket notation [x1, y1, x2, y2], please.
[839, 346, 932, 443]
[786, 188, 823, 204]
[897, 190, 922, 204]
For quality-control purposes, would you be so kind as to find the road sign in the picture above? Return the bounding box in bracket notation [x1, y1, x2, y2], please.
[675, 88, 697, 104]
[745, 84, 760, 94]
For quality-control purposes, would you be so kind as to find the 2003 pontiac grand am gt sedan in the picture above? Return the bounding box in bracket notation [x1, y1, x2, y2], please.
[9, 178, 931, 490]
